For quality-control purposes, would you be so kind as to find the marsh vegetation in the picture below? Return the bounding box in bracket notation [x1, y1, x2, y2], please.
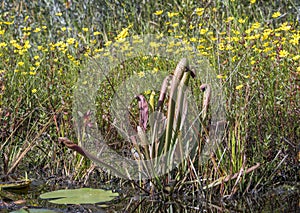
[0, 0, 299, 212]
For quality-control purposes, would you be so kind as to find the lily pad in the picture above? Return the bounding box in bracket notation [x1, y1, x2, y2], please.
[39, 188, 118, 204]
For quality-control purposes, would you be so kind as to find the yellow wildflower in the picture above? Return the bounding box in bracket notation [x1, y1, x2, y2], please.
[226, 44, 234, 51]
[93, 31, 101, 36]
[90, 39, 97, 44]
[23, 27, 31, 31]
[23, 40, 31, 49]
[251, 22, 261, 30]
[275, 33, 281, 37]
[217, 74, 227, 79]
[67, 38, 75, 45]
[289, 34, 300, 45]
[218, 43, 225, 51]
[262, 29, 273, 40]
[167, 12, 179, 18]
[3, 21, 14, 25]
[200, 28, 208, 35]
[200, 51, 209, 56]
[154, 10, 163, 16]
[232, 55, 238, 62]
[232, 36, 239, 42]
[236, 84, 243, 90]
[238, 18, 246, 24]
[18, 61, 24, 66]
[74, 60, 80, 66]
[0, 42, 7, 47]
[137, 72, 145, 78]
[279, 22, 291, 31]
[292, 55, 300, 61]
[232, 30, 240, 35]
[195, 8, 204, 16]
[272, 12, 281, 18]
[263, 47, 273, 53]
[279, 50, 288, 58]
[245, 29, 252, 34]
[31, 89, 37, 93]
[152, 67, 159, 73]
[116, 25, 131, 41]
[210, 37, 218, 41]
[225, 17, 234, 23]
[150, 42, 160, 48]
[133, 35, 143, 44]
[33, 28, 41, 33]
[104, 41, 112, 47]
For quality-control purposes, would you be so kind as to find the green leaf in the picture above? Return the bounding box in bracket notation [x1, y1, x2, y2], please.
[39, 188, 118, 204]
[0, 179, 31, 190]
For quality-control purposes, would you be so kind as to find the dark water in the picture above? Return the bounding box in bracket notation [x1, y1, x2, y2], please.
[1, 180, 299, 213]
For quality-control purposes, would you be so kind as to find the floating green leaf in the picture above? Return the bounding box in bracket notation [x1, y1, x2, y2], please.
[40, 188, 118, 204]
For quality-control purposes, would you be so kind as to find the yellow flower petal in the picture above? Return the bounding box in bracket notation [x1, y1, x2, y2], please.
[272, 12, 281, 18]
[236, 84, 244, 90]
[154, 10, 163, 15]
